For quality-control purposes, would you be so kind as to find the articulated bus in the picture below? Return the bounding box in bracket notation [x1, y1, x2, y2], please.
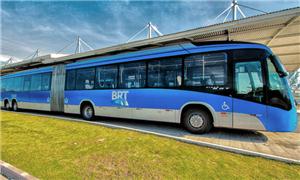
[1, 42, 298, 133]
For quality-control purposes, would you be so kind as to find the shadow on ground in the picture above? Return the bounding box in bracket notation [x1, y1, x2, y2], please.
[3, 108, 268, 143]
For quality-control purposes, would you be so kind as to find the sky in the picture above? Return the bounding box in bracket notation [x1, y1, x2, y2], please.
[0, 0, 299, 62]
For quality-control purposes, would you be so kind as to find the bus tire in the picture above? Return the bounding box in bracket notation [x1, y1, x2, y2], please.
[4, 100, 10, 110]
[182, 108, 212, 134]
[81, 103, 94, 120]
[12, 101, 18, 111]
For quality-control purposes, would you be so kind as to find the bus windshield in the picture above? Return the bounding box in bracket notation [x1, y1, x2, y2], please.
[270, 55, 288, 77]
[267, 55, 291, 110]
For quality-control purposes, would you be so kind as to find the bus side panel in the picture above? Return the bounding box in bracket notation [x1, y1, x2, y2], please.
[51, 65, 66, 112]
[1, 91, 51, 111]
[64, 89, 233, 126]
[12, 92, 32, 109]
[18, 91, 51, 111]
[232, 98, 266, 131]
[1, 91, 10, 107]
[267, 106, 297, 132]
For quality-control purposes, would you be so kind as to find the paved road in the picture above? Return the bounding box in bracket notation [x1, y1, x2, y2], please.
[2, 109, 300, 162]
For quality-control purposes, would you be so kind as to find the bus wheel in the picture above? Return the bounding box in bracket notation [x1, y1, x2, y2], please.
[12, 101, 18, 111]
[4, 101, 10, 110]
[182, 108, 212, 134]
[81, 104, 94, 120]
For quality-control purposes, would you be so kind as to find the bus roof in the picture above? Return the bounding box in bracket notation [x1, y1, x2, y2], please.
[65, 42, 270, 70]
[1, 42, 270, 79]
[1, 66, 53, 79]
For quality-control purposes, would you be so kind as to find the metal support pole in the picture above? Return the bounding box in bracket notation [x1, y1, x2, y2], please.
[223, 8, 232, 23]
[214, 0, 266, 22]
[75, 36, 80, 54]
[127, 22, 163, 42]
[36, 49, 39, 57]
[78, 36, 81, 53]
[232, 0, 237, 20]
[57, 36, 93, 54]
[148, 22, 152, 39]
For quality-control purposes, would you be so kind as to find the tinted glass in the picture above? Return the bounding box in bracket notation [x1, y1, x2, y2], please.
[11, 78, 16, 91]
[23, 76, 31, 91]
[185, 52, 227, 86]
[76, 68, 95, 90]
[119, 62, 146, 88]
[148, 58, 182, 87]
[1, 79, 6, 92]
[41, 73, 51, 91]
[267, 58, 291, 110]
[66, 70, 76, 90]
[14, 77, 24, 92]
[30, 74, 42, 91]
[96, 65, 118, 89]
[232, 49, 266, 61]
[6, 78, 13, 91]
[234, 61, 264, 103]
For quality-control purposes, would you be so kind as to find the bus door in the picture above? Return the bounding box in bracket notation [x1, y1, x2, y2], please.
[232, 60, 267, 130]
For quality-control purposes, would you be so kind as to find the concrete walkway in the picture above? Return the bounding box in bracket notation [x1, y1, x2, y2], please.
[3, 110, 300, 163]
[94, 115, 300, 161]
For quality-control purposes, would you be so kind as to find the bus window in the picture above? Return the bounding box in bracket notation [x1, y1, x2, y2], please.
[184, 52, 227, 86]
[205, 53, 227, 85]
[66, 70, 76, 90]
[30, 74, 42, 91]
[41, 73, 51, 91]
[119, 62, 146, 88]
[6, 78, 14, 92]
[234, 61, 264, 103]
[14, 77, 24, 92]
[266, 57, 291, 110]
[148, 58, 182, 88]
[75, 68, 95, 90]
[23, 76, 31, 91]
[1, 79, 6, 92]
[96, 65, 118, 89]
[232, 49, 266, 61]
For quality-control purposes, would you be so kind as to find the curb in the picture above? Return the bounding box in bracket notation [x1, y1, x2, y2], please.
[3, 110, 300, 165]
[0, 160, 38, 180]
[64, 117, 300, 165]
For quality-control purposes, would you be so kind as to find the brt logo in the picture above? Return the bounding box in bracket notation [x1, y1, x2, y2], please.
[112, 91, 129, 106]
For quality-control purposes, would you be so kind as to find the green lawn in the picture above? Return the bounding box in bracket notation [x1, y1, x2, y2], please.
[1, 111, 300, 179]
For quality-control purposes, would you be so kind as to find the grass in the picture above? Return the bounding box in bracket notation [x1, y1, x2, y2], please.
[1, 111, 300, 179]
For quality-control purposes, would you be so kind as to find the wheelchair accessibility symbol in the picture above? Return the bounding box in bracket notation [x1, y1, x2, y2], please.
[222, 102, 230, 111]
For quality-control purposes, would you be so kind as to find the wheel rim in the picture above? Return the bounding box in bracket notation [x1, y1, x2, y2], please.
[84, 107, 93, 119]
[13, 103, 17, 111]
[189, 114, 204, 128]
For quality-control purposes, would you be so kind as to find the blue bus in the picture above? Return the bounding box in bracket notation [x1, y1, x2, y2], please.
[1, 42, 298, 134]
